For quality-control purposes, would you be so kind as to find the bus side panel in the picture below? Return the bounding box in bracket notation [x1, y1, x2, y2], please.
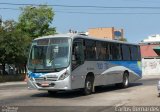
[71, 61, 142, 90]
[95, 61, 123, 85]
[71, 65, 86, 90]
[71, 61, 107, 89]
[109, 61, 142, 82]
[71, 61, 124, 89]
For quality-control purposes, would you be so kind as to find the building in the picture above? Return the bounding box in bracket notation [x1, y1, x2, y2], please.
[140, 44, 160, 57]
[142, 34, 160, 43]
[140, 34, 160, 76]
[140, 34, 160, 58]
[88, 27, 124, 40]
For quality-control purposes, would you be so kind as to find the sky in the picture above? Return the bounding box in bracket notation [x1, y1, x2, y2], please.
[1, 0, 160, 43]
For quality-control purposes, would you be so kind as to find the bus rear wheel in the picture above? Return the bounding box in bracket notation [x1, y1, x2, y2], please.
[122, 72, 129, 88]
[83, 76, 94, 95]
[116, 72, 129, 88]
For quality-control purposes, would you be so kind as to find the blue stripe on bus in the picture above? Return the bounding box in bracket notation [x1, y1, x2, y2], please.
[110, 61, 142, 77]
[28, 71, 46, 78]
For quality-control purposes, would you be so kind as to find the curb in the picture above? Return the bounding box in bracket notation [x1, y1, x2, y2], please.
[142, 75, 160, 79]
[0, 81, 26, 86]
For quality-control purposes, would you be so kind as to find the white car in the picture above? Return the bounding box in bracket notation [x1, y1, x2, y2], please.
[158, 80, 160, 97]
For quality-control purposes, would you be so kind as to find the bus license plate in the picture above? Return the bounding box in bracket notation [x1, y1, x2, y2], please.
[41, 82, 49, 87]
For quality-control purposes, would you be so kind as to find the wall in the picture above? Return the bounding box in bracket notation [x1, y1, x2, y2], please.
[88, 27, 114, 39]
[142, 58, 160, 75]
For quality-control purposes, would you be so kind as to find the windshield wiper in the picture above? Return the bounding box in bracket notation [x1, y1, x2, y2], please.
[49, 58, 54, 63]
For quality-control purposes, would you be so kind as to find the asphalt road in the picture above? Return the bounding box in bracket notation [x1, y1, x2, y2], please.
[0, 75, 160, 112]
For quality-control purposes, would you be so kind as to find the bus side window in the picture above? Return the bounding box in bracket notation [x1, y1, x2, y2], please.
[110, 43, 122, 60]
[85, 39, 96, 60]
[122, 44, 131, 60]
[130, 45, 139, 61]
[72, 39, 84, 70]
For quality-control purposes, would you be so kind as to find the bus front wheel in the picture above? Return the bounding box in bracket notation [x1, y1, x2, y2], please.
[83, 76, 94, 95]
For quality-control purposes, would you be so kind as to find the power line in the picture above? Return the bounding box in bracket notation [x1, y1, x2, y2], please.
[1, 2, 160, 9]
[49, 5, 160, 9]
[56, 11, 160, 15]
[0, 7, 160, 15]
[0, 8, 19, 10]
[0, 3, 36, 6]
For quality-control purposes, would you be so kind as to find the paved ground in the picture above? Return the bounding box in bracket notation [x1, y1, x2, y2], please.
[0, 75, 160, 112]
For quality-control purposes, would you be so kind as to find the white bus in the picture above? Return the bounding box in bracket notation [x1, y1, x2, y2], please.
[27, 34, 142, 95]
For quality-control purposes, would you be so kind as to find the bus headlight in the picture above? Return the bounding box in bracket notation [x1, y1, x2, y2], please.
[59, 71, 70, 80]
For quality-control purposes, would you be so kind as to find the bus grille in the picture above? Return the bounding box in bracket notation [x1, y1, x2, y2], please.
[34, 77, 58, 82]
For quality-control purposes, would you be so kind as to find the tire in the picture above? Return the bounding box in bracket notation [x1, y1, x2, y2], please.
[83, 76, 94, 95]
[122, 72, 129, 88]
[48, 90, 57, 95]
[116, 72, 129, 88]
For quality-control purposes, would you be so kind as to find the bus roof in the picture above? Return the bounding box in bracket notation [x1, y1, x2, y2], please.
[34, 33, 139, 46]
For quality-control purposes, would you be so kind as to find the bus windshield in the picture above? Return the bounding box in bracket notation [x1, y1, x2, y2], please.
[28, 38, 71, 72]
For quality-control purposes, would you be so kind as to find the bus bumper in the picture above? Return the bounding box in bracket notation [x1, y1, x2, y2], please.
[27, 78, 71, 91]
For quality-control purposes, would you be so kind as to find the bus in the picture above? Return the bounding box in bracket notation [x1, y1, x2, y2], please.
[27, 34, 142, 95]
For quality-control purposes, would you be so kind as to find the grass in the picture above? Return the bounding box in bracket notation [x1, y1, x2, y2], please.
[0, 73, 26, 83]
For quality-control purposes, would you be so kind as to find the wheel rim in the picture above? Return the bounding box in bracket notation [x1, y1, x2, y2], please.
[86, 81, 92, 90]
[124, 75, 128, 86]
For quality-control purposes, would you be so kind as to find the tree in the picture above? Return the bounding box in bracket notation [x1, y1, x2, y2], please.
[17, 5, 56, 39]
[0, 5, 56, 74]
[0, 20, 29, 74]
[119, 37, 127, 42]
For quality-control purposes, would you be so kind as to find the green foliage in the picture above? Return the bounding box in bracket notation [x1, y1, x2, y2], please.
[119, 37, 127, 42]
[0, 20, 29, 65]
[0, 5, 56, 75]
[18, 5, 56, 39]
[0, 20, 29, 74]
[15, 5, 56, 63]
